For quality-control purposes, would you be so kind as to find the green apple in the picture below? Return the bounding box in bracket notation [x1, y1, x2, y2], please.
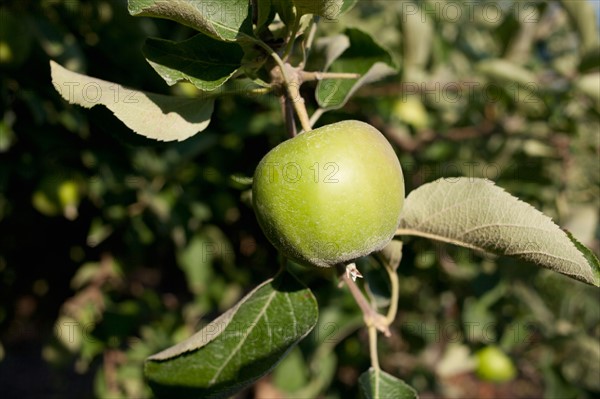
[252, 120, 404, 268]
[475, 346, 517, 383]
[57, 180, 79, 208]
[392, 96, 429, 130]
[58, 180, 80, 220]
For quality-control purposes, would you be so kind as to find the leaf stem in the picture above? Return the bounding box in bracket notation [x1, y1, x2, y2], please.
[300, 71, 361, 81]
[384, 265, 400, 325]
[309, 108, 325, 128]
[300, 16, 319, 68]
[282, 11, 301, 62]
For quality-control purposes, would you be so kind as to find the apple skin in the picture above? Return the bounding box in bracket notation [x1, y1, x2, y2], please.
[475, 346, 517, 383]
[252, 120, 404, 268]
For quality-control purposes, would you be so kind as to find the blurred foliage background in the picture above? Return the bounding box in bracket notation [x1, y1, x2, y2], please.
[0, 1, 598, 398]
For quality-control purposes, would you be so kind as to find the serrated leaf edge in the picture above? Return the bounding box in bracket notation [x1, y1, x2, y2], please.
[148, 277, 274, 361]
[397, 178, 599, 287]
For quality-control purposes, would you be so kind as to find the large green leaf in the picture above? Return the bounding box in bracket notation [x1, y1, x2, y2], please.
[359, 367, 418, 399]
[397, 178, 600, 287]
[128, 0, 254, 42]
[316, 28, 396, 110]
[143, 34, 244, 91]
[50, 60, 213, 142]
[144, 271, 318, 399]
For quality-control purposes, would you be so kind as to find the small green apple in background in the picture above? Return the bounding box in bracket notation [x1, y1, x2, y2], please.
[252, 120, 404, 271]
[475, 346, 517, 383]
[392, 96, 429, 130]
[31, 178, 81, 220]
[58, 180, 80, 220]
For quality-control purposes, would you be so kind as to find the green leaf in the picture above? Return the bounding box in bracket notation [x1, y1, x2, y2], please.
[397, 178, 600, 287]
[376, 239, 403, 272]
[229, 174, 253, 187]
[272, 347, 308, 393]
[293, 0, 343, 19]
[50, 60, 214, 142]
[462, 283, 507, 343]
[143, 34, 244, 91]
[564, 230, 600, 283]
[255, 0, 275, 33]
[560, 0, 600, 55]
[128, 0, 254, 42]
[144, 271, 318, 399]
[272, 0, 296, 26]
[359, 367, 418, 399]
[176, 234, 213, 295]
[339, 0, 358, 15]
[317, 33, 350, 68]
[293, 304, 361, 398]
[316, 28, 396, 110]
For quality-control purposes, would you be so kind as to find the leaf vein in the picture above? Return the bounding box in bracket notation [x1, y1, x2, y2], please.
[208, 290, 277, 385]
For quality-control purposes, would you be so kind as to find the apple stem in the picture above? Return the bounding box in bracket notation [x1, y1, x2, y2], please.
[342, 270, 391, 337]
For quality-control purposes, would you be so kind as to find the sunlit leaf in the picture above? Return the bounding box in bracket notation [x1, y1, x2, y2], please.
[397, 178, 600, 287]
[316, 28, 396, 110]
[50, 60, 214, 141]
[293, 0, 343, 19]
[128, 0, 254, 42]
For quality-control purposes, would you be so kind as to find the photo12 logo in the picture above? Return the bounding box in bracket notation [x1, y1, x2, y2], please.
[401, 2, 539, 24]
[53, 81, 140, 104]
[260, 162, 340, 184]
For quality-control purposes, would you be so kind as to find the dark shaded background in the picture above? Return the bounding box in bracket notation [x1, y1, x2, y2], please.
[0, 1, 598, 398]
